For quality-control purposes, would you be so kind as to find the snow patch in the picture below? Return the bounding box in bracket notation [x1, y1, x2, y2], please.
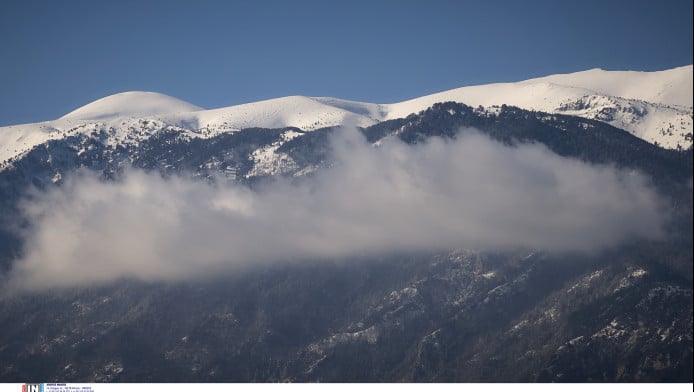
[245, 129, 303, 178]
[614, 268, 648, 293]
[568, 269, 604, 293]
[592, 319, 628, 340]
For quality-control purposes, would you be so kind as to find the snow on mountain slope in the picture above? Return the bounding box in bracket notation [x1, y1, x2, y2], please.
[0, 121, 63, 165]
[61, 91, 203, 120]
[0, 96, 380, 165]
[383, 67, 693, 149]
[164, 96, 381, 134]
[0, 116, 186, 167]
[1, 66, 692, 167]
[521, 65, 693, 108]
[384, 81, 590, 119]
[1, 91, 203, 165]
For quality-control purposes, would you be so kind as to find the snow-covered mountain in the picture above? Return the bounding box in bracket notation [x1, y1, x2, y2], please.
[0, 80, 691, 383]
[383, 65, 692, 149]
[1, 65, 691, 167]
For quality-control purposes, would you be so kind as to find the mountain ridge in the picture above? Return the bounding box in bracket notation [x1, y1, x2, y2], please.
[518, 65, 693, 107]
[1, 66, 691, 166]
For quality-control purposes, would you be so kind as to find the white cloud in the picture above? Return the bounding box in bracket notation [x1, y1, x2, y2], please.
[4, 129, 668, 292]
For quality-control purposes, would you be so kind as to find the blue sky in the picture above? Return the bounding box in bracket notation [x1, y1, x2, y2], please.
[0, 0, 691, 126]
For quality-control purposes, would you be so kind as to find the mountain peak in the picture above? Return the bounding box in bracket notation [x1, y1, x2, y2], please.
[519, 66, 693, 107]
[60, 91, 203, 121]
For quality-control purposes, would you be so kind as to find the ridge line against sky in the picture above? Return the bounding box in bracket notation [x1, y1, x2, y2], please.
[1, 0, 692, 127]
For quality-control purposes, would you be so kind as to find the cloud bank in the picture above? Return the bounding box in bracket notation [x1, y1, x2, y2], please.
[5, 129, 667, 292]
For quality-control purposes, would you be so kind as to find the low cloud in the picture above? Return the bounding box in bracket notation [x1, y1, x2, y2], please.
[5, 129, 668, 292]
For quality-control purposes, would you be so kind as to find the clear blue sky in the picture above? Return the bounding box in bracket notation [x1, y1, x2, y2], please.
[1, 0, 692, 126]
